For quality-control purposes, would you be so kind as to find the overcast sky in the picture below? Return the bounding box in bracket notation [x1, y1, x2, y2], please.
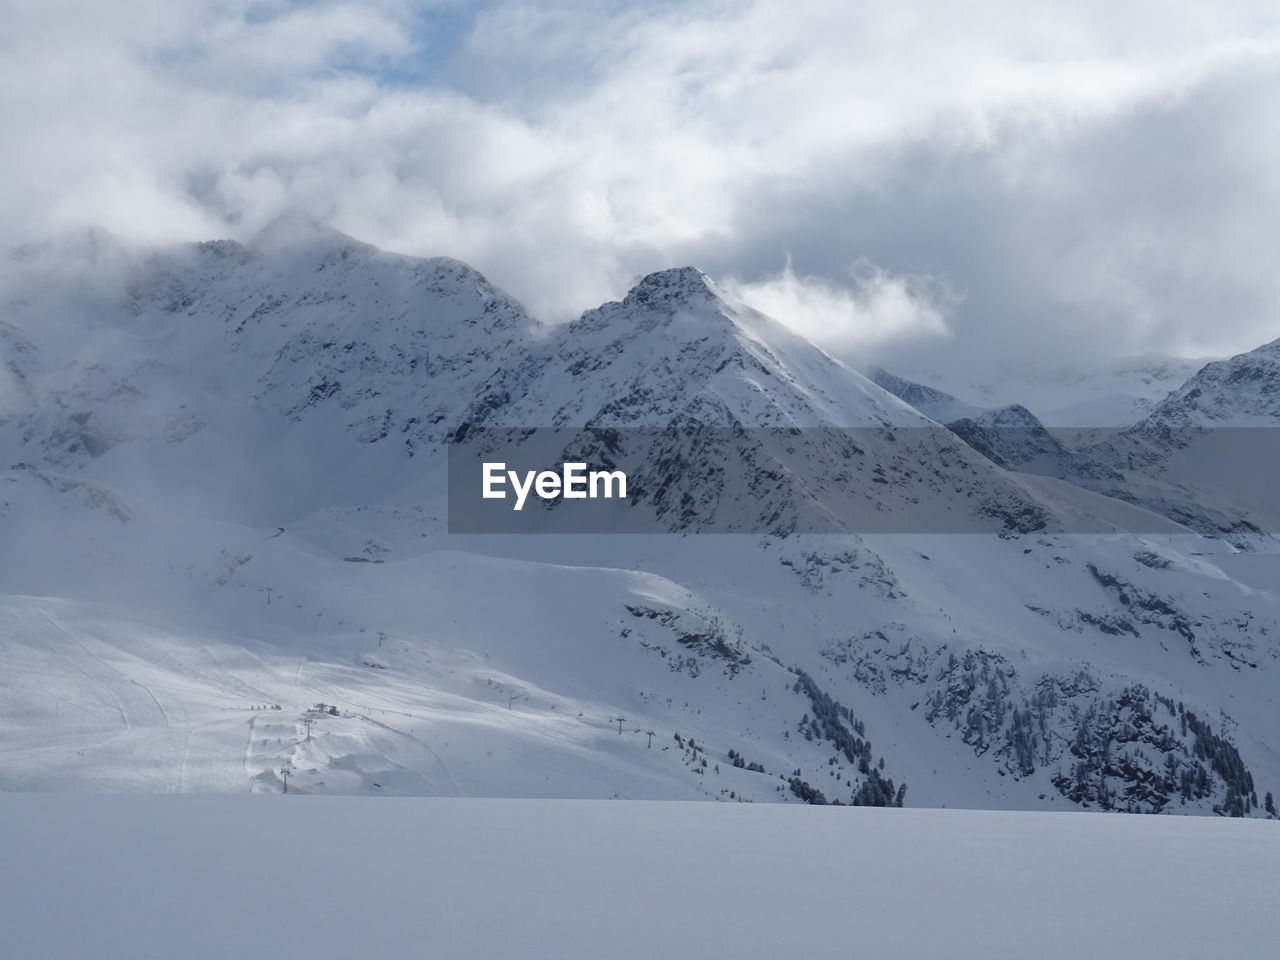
[3, 0, 1279, 375]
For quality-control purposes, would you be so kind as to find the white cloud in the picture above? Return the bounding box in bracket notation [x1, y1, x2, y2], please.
[723, 259, 955, 355]
[2, 0, 1279, 364]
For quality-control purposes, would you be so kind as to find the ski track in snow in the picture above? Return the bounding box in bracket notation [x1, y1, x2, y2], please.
[34, 602, 131, 731]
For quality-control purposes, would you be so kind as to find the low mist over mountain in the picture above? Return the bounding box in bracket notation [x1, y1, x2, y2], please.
[1, 222, 1277, 819]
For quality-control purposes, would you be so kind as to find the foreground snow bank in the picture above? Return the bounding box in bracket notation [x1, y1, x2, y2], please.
[2, 796, 1274, 959]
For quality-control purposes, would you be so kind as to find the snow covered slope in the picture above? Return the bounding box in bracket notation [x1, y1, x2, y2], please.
[3, 796, 1276, 960]
[1, 225, 1277, 817]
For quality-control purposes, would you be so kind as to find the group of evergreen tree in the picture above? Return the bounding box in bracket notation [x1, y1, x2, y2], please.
[789, 667, 906, 807]
[1052, 686, 1259, 816]
[726, 748, 765, 773]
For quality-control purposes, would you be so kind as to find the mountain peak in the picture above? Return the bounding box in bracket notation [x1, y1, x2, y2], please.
[963, 403, 1043, 429]
[249, 210, 371, 255]
[622, 266, 716, 308]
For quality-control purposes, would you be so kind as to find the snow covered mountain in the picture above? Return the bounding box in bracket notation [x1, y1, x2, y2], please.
[875, 355, 1208, 427]
[872, 355, 1280, 537]
[453, 267, 1083, 536]
[1145, 337, 1280, 427]
[868, 366, 984, 424]
[1026, 339, 1280, 536]
[1, 223, 1277, 818]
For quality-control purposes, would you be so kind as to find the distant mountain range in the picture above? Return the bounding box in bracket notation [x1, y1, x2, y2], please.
[871, 354, 1211, 427]
[1, 219, 1276, 818]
